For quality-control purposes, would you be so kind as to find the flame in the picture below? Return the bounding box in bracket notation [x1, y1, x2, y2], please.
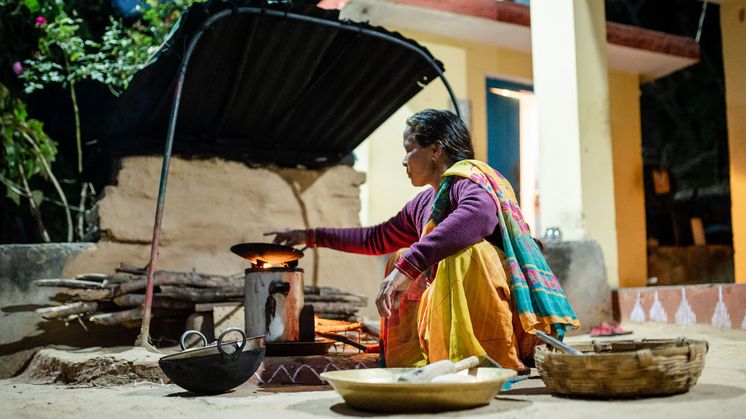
[252, 260, 290, 269]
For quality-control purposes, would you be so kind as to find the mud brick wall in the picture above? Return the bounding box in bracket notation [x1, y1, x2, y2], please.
[64, 156, 383, 318]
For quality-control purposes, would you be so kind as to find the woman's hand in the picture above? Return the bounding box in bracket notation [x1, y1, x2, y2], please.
[376, 268, 413, 319]
[263, 229, 306, 246]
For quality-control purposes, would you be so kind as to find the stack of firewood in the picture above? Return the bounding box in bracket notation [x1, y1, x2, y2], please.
[304, 285, 368, 321]
[34, 264, 368, 326]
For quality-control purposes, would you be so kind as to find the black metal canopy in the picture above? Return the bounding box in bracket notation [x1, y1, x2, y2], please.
[109, 0, 450, 168]
[135, 0, 460, 347]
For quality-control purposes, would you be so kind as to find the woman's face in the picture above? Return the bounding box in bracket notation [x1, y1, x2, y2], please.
[402, 126, 440, 188]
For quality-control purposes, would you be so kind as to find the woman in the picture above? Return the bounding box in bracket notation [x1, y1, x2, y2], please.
[267, 109, 579, 371]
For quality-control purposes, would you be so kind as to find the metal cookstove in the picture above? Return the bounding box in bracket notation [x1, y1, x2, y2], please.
[241, 258, 377, 384]
[243, 259, 336, 356]
[244, 259, 304, 344]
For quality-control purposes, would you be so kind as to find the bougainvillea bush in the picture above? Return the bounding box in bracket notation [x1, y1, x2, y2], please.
[0, 0, 204, 242]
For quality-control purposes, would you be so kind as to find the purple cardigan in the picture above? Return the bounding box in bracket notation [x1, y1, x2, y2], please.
[309, 179, 502, 280]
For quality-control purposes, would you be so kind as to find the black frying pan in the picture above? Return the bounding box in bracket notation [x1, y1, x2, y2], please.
[230, 242, 304, 264]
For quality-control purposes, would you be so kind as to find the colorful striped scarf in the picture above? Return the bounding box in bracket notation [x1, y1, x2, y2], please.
[426, 160, 580, 337]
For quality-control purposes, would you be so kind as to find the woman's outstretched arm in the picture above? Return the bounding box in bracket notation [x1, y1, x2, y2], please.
[267, 191, 429, 255]
[311, 197, 425, 255]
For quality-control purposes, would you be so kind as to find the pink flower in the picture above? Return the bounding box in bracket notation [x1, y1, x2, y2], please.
[12, 61, 23, 75]
[35, 16, 47, 26]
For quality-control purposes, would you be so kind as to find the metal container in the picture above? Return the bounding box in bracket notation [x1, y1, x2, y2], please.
[321, 367, 517, 412]
[244, 268, 304, 342]
[159, 328, 265, 394]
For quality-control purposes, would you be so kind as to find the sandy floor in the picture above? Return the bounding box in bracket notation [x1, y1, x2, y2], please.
[2, 323, 745, 419]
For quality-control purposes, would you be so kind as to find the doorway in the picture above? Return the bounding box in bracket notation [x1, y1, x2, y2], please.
[486, 78, 539, 234]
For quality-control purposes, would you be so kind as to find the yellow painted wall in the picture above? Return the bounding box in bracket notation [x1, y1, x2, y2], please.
[721, 0, 746, 283]
[608, 70, 647, 287]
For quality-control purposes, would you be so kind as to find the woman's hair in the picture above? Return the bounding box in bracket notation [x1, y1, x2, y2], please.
[406, 109, 475, 163]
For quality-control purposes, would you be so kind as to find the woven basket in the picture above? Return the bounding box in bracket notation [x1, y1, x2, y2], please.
[534, 338, 708, 398]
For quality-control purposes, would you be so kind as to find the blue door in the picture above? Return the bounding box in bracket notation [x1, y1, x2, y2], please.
[486, 79, 533, 201]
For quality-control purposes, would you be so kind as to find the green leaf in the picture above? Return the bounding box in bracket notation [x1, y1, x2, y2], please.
[6, 188, 21, 206]
[27, 119, 45, 136]
[31, 190, 44, 207]
[24, 160, 37, 177]
[22, 0, 40, 12]
[12, 99, 27, 122]
[0, 84, 9, 104]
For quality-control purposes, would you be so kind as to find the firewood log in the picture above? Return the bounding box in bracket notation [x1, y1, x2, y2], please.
[73, 273, 110, 282]
[89, 308, 143, 325]
[115, 263, 146, 275]
[158, 285, 244, 303]
[36, 301, 99, 319]
[316, 313, 360, 321]
[159, 271, 239, 286]
[71, 288, 116, 301]
[89, 307, 189, 326]
[315, 318, 364, 333]
[50, 288, 115, 301]
[33, 279, 103, 289]
[107, 272, 143, 285]
[113, 293, 194, 310]
[309, 302, 359, 315]
[303, 294, 367, 306]
[117, 272, 240, 294]
[304, 285, 366, 298]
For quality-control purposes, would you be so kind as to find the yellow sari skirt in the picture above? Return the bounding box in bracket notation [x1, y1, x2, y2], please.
[382, 241, 528, 370]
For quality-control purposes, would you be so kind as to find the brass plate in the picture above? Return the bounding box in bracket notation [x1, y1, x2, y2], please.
[321, 367, 516, 412]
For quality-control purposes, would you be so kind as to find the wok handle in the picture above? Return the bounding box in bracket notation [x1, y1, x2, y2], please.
[179, 330, 208, 350]
[217, 327, 247, 361]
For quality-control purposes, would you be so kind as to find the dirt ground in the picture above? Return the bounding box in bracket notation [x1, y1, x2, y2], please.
[1, 323, 745, 419]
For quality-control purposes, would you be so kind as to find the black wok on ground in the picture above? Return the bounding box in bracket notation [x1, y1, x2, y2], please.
[159, 328, 265, 394]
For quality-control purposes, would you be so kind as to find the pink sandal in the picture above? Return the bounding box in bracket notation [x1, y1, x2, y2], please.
[590, 321, 633, 337]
